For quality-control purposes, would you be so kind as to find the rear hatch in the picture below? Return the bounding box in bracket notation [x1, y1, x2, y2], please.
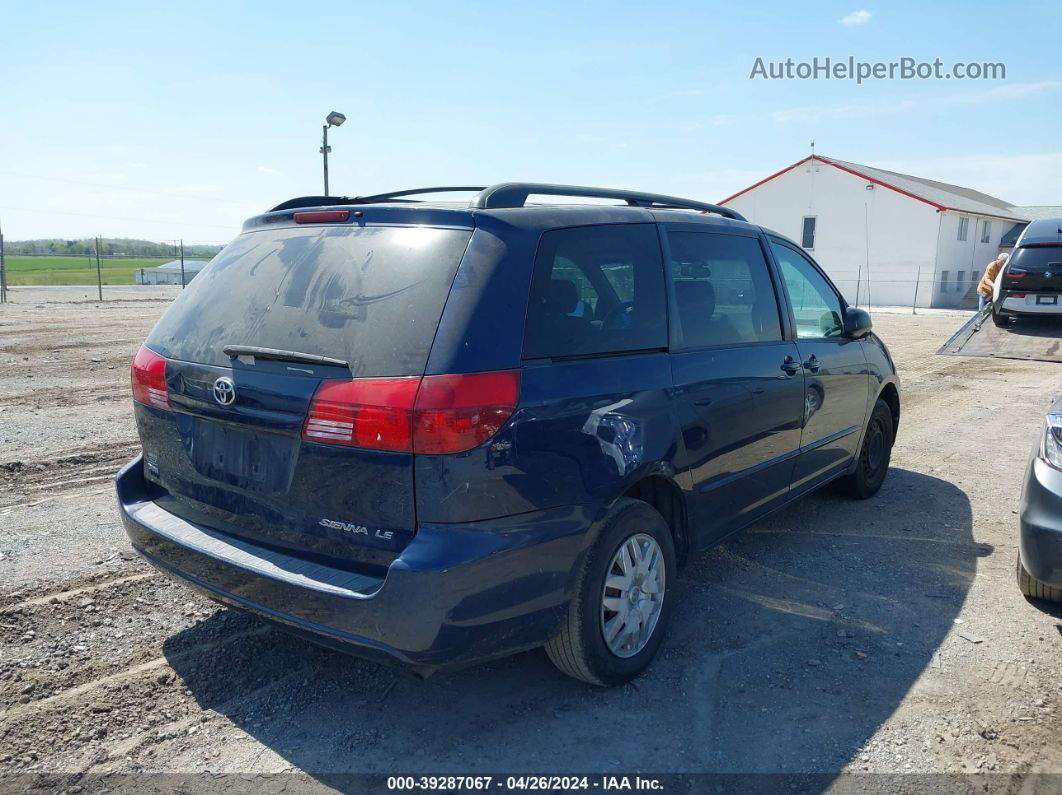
[1003, 244, 1062, 292]
[135, 218, 474, 570]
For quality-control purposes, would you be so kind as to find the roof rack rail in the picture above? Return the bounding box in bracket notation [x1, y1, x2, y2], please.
[269, 187, 486, 213]
[269, 195, 356, 212]
[351, 186, 487, 204]
[268, 183, 746, 221]
[469, 183, 746, 221]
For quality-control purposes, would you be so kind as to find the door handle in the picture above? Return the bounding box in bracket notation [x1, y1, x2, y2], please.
[803, 354, 820, 373]
[780, 356, 801, 376]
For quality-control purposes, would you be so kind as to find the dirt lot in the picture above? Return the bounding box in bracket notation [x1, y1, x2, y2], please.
[2, 286, 1062, 787]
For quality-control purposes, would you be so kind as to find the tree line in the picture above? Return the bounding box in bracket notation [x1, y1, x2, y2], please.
[5, 238, 223, 258]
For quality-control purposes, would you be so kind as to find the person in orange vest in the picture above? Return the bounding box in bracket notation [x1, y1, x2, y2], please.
[977, 252, 1009, 312]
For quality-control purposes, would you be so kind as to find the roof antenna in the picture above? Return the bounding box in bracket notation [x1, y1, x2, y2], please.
[810, 140, 815, 158]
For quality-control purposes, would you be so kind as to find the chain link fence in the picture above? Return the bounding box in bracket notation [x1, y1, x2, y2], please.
[0, 242, 987, 314]
[0, 238, 229, 303]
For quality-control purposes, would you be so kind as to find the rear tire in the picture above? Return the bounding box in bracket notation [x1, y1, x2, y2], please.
[1016, 554, 1062, 603]
[992, 308, 1008, 328]
[837, 399, 893, 500]
[545, 498, 676, 686]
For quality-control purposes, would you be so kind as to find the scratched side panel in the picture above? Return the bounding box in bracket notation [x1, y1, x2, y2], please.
[414, 354, 677, 524]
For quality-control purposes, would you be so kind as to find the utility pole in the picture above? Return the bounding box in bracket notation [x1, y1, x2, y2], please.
[179, 239, 186, 288]
[94, 237, 103, 302]
[0, 216, 7, 304]
[320, 111, 346, 196]
[321, 124, 330, 197]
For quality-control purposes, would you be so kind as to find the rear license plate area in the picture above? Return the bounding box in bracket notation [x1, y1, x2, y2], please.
[1036, 295, 1058, 305]
[190, 420, 296, 492]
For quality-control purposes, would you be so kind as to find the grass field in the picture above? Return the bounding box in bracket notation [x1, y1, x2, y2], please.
[2, 256, 199, 285]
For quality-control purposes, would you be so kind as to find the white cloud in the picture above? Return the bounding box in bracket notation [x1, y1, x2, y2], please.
[175, 183, 223, 194]
[759, 81, 1061, 125]
[953, 80, 1062, 103]
[839, 9, 872, 26]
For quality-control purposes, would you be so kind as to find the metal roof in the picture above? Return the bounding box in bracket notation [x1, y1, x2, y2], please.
[721, 155, 1028, 222]
[1008, 206, 1062, 221]
[153, 259, 208, 271]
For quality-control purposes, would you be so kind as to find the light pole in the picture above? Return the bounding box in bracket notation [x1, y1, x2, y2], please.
[320, 111, 346, 196]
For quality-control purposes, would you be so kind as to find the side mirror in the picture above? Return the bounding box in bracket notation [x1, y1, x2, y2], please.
[843, 306, 872, 339]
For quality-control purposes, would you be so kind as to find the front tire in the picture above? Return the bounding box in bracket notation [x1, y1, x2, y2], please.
[837, 398, 894, 499]
[1016, 554, 1062, 603]
[545, 499, 676, 686]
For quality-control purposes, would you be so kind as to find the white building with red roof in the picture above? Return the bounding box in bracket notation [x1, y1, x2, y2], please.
[719, 155, 1030, 309]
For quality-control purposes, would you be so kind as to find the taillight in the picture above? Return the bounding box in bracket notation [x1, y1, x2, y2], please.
[1008, 269, 1026, 278]
[303, 377, 419, 451]
[294, 210, 350, 224]
[1010, 292, 1026, 298]
[130, 345, 172, 410]
[413, 371, 521, 454]
[302, 370, 520, 455]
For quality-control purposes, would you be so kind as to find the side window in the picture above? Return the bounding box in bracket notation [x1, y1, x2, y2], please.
[957, 217, 969, 241]
[523, 224, 667, 359]
[667, 232, 782, 349]
[801, 216, 817, 250]
[770, 242, 844, 339]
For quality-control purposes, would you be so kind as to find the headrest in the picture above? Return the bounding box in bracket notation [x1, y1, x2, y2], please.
[549, 279, 579, 314]
[673, 279, 716, 314]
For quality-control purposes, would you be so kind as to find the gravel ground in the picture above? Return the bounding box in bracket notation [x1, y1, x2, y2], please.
[1, 286, 1061, 787]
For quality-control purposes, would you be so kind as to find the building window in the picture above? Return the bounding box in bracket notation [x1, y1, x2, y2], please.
[940, 270, 950, 293]
[801, 216, 816, 250]
[957, 217, 969, 241]
[956, 270, 965, 292]
[981, 220, 991, 243]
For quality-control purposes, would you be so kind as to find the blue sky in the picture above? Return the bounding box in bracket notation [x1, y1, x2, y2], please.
[1, 0, 1060, 242]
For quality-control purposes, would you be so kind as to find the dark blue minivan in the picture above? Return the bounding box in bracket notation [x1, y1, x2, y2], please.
[116, 184, 900, 685]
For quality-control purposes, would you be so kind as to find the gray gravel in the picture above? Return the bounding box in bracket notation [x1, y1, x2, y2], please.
[1, 288, 1061, 779]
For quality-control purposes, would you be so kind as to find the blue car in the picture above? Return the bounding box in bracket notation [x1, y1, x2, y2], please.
[116, 183, 900, 686]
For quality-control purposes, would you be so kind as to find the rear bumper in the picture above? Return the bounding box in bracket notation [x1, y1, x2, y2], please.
[116, 455, 594, 673]
[1019, 456, 1062, 588]
[999, 293, 1062, 316]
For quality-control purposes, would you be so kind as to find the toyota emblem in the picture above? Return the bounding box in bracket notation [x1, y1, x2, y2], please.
[212, 377, 236, 406]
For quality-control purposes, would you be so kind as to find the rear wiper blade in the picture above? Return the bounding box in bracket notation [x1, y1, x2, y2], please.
[222, 345, 349, 368]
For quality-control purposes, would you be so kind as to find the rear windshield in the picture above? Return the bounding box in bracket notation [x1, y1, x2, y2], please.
[1009, 244, 1062, 271]
[146, 225, 472, 376]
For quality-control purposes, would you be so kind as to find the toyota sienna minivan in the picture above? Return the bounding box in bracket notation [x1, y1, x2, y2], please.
[116, 183, 900, 686]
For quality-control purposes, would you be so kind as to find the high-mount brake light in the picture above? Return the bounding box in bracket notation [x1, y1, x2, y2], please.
[130, 345, 172, 410]
[294, 210, 350, 224]
[302, 371, 521, 455]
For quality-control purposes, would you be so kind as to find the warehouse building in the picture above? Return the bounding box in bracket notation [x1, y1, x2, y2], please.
[135, 259, 208, 285]
[719, 155, 1030, 309]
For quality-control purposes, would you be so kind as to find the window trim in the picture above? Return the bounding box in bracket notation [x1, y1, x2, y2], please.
[766, 237, 848, 343]
[520, 222, 670, 362]
[660, 226, 789, 353]
[800, 216, 817, 251]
